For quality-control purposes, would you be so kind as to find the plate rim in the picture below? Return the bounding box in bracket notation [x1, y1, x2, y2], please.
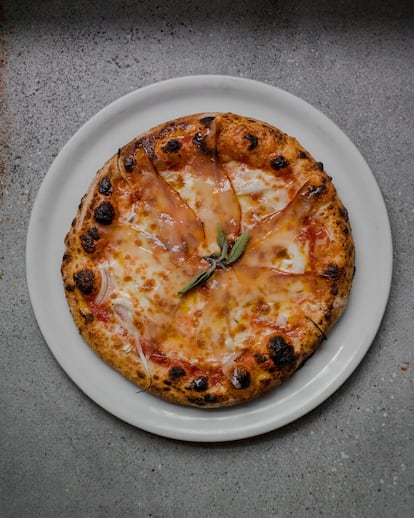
[26, 75, 393, 442]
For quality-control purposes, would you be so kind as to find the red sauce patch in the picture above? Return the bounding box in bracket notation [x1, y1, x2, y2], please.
[87, 300, 111, 322]
[210, 370, 226, 385]
[298, 216, 330, 267]
[150, 351, 171, 367]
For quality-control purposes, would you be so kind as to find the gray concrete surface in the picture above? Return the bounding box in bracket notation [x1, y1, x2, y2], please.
[1, 1, 413, 516]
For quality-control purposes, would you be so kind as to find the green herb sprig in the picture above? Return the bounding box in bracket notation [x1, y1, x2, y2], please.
[178, 224, 250, 296]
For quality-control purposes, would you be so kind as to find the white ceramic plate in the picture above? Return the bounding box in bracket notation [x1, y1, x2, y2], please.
[26, 76, 392, 442]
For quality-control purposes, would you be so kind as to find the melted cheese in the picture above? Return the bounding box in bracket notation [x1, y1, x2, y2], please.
[224, 161, 297, 227]
[88, 144, 335, 377]
[159, 161, 241, 253]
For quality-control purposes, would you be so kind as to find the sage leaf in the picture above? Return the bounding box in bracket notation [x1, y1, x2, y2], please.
[178, 263, 216, 296]
[217, 223, 227, 250]
[225, 230, 250, 264]
[178, 225, 250, 295]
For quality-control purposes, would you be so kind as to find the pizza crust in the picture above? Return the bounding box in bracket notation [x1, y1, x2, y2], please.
[61, 113, 355, 408]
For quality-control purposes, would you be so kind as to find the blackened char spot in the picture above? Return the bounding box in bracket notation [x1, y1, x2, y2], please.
[317, 161, 324, 171]
[80, 310, 94, 322]
[124, 156, 135, 171]
[339, 207, 349, 221]
[169, 365, 186, 380]
[298, 151, 307, 159]
[80, 234, 96, 253]
[94, 201, 115, 225]
[204, 393, 217, 403]
[244, 133, 259, 150]
[254, 353, 267, 364]
[192, 132, 215, 157]
[199, 116, 216, 126]
[191, 376, 209, 392]
[308, 184, 328, 198]
[324, 306, 333, 321]
[73, 269, 95, 294]
[135, 136, 155, 160]
[87, 226, 100, 241]
[98, 177, 112, 195]
[162, 139, 182, 153]
[270, 155, 288, 171]
[65, 284, 75, 292]
[323, 264, 341, 281]
[143, 138, 155, 160]
[158, 122, 187, 139]
[231, 366, 251, 389]
[268, 336, 295, 368]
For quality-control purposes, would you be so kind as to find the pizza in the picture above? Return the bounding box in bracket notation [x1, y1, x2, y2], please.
[61, 112, 355, 408]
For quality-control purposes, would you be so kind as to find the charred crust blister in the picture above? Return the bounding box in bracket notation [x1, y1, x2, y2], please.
[298, 151, 307, 159]
[323, 264, 341, 281]
[192, 132, 215, 157]
[308, 184, 328, 198]
[94, 201, 115, 225]
[79, 310, 94, 322]
[169, 365, 186, 380]
[143, 138, 155, 160]
[98, 177, 112, 196]
[254, 353, 267, 364]
[193, 131, 205, 145]
[191, 376, 209, 392]
[161, 139, 182, 153]
[339, 207, 349, 221]
[73, 269, 95, 294]
[270, 155, 289, 171]
[231, 366, 251, 389]
[80, 234, 96, 253]
[199, 116, 216, 126]
[135, 136, 155, 160]
[157, 126, 174, 139]
[244, 133, 259, 150]
[324, 305, 333, 322]
[87, 227, 100, 241]
[267, 336, 295, 368]
[317, 161, 324, 171]
[124, 156, 136, 171]
[157, 122, 187, 139]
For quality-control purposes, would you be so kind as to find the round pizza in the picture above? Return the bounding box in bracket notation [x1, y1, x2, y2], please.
[61, 112, 355, 408]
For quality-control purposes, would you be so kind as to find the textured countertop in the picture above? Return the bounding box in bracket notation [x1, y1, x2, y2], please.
[1, 1, 413, 516]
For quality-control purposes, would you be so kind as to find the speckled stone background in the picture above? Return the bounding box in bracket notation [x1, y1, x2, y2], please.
[1, 1, 413, 517]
